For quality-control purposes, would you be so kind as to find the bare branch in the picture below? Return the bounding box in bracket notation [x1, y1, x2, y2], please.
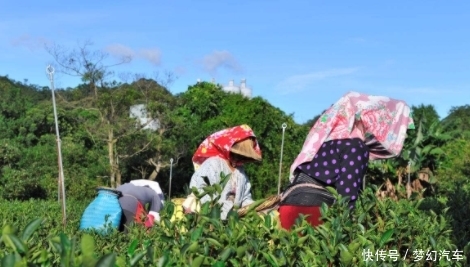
[45, 43, 83, 77]
[152, 70, 177, 88]
[132, 165, 149, 179]
[147, 158, 158, 167]
[114, 118, 158, 142]
[45, 39, 133, 87]
[145, 142, 187, 181]
[119, 139, 154, 159]
[147, 144, 187, 168]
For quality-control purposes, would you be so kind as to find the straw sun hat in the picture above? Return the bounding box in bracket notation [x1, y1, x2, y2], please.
[230, 138, 262, 162]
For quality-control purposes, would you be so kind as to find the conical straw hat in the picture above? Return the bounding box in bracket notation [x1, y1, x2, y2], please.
[230, 138, 262, 162]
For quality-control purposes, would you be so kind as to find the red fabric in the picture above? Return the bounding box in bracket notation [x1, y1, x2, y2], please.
[144, 214, 155, 228]
[134, 201, 146, 224]
[279, 205, 323, 230]
[192, 124, 262, 170]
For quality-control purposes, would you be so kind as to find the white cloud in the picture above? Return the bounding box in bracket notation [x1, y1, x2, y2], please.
[201, 50, 242, 75]
[105, 44, 136, 58]
[104, 44, 161, 65]
[276, 67, 360, 94]
[10, 35, 50, 51]
[139, 48, 161, 65]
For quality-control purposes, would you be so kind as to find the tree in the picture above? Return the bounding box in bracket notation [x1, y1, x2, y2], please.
[441, 105, 470, 139]
[120, 75, 187, 184]
[46, 41, 185, 187]
[411, 104, 440, 128]
[46, 40, 132, 98]
[173, 81, 309, 198]
[436, 138, 470, 192]
[74, 82, 151, 187]
[75, 72, 181, 188]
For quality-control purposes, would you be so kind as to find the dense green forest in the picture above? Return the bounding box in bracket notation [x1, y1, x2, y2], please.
[1, 45, 470, 265]
[1, 72, 469, 201]
[0, 73, 309, 201]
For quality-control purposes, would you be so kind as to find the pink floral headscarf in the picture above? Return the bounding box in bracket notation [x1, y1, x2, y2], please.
[289, 91, 415, 180]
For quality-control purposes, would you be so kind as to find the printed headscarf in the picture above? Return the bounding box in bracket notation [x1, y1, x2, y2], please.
[290, 91, 415, 180]
[192, 124, 262, 171]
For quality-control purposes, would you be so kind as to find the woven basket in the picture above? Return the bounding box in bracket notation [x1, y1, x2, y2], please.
[237, 195, 280, 217]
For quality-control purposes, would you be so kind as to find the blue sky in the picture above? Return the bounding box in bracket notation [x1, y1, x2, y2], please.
[1, 1, 469, 124]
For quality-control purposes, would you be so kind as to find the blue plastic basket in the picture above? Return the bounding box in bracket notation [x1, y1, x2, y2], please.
[79, 187, 122, 235]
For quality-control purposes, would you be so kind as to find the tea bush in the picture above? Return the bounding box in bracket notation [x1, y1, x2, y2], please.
[0, 174, 467, 266]
[419, 182, 470, 265]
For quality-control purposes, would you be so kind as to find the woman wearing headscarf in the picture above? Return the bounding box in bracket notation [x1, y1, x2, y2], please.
[117, 179, 165, 232]
[278, 91, 415, 230]
[183, 124, 263, 220]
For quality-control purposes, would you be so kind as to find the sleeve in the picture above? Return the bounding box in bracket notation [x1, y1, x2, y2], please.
[149, 193, 162, 213]
[147, 211, 160, 226]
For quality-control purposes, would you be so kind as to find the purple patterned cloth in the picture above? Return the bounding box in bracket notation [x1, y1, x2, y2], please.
[296, 138, 369, 209]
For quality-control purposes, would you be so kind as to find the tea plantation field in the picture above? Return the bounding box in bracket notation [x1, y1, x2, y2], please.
[1, 185, 468, 267]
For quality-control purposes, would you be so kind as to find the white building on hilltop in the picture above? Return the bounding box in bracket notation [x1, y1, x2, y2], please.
[129, 104, 160, 131]
[222, 79, 252, 98]
[195, 78, 253, 98]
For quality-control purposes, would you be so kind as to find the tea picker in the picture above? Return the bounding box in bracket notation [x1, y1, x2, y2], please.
[80, 181, 165, 235]
[238, 122, 287, 217]
[277, 91, 415, 230]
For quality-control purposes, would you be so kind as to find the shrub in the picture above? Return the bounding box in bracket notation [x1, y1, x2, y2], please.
[0, 173, 466, 266]
[0, 167, 47, 200]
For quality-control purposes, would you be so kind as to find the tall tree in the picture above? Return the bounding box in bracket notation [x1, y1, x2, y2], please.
[46, 40, 132, 98]
[45, 41, 182, 187]
[81, 81, 162, 187]
[120, 75, 186, 184]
